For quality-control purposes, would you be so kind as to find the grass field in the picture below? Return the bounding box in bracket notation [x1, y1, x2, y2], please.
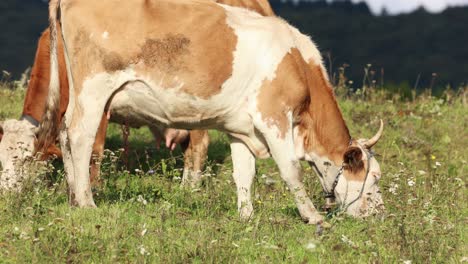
[0, 83, 466, 263]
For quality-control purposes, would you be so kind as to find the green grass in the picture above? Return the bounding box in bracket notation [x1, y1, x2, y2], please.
[0, 85, 466, 263]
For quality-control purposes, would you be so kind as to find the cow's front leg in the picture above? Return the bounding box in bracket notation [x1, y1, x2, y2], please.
[230, 138, 255, 220]
[258, 120, 323, 224]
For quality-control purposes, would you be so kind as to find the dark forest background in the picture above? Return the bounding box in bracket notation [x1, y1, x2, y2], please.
[0, 0, 467, 93]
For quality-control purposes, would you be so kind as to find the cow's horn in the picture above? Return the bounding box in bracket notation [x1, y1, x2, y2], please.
[364, 119, 383, 149]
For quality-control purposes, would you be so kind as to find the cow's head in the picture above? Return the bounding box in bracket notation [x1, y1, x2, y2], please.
[0, 119, 38, 190]
[295, 120, 384, 217]
[335, 130, 384, 217]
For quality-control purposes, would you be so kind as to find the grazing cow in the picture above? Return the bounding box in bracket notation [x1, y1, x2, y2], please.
[0, 0, 273, 189]
[39, 0, 384, 222]
[0, 29, 207, 189]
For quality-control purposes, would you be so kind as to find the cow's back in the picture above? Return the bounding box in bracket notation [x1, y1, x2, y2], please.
[61, 0, 242, 99]
[216, 0, 274, 16]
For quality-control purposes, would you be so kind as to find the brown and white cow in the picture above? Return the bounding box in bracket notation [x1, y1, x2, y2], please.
[38, 0, 384, 222]
[0, 0, 274, 189]
[0, 29, 207, 189]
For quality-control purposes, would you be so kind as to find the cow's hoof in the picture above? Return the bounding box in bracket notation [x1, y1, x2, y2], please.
[75, 198, 97, 208]
[239, 204, 254, 221]
[79, 202, 97, 209]
[305, 214, 324, 225]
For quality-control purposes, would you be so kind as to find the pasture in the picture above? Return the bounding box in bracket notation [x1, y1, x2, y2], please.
[0, 81, 466, 263]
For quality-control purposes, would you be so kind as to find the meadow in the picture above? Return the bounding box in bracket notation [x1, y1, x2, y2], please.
[0, 78, 466, 263]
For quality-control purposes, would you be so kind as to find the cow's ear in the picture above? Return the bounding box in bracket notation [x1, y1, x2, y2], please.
[343, 147, 364, 172]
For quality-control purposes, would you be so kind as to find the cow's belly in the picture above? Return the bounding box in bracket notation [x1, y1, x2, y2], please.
[107, 81, 253, 136]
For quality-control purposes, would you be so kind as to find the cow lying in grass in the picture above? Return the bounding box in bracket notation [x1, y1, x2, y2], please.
[38, 0, 385, 223]
[0, 0, 274, 190]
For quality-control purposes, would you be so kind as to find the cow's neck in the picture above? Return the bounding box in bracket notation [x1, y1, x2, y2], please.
[301, 64, 351, 166]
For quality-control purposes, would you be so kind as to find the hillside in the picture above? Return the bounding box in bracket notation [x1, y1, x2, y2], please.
[0, 0, 467, 92]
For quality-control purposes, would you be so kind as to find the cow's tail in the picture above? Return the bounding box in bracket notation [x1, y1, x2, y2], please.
[36, 0, 61, 155]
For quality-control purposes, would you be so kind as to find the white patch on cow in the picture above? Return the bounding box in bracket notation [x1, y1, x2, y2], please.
[287, 26, 324, 67]
[102, 31, 109, 40]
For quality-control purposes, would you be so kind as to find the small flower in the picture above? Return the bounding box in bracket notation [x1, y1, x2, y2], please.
[139, 245, 149, 256]
[418, 170, 427, 175]
[431, 155, 436, 160]
[435, 161, 442, 167]
[137, 195, 148, 205]
[407, 179, 416, 187]
[147, 170, 155, 175]
[305, 241, 317, 251]
[389, 183, 399, 195]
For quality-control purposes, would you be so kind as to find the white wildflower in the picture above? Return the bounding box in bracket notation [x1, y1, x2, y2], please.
[407, 179, 416, 187]
[341, 235, 357, 248]
[138, 245, 150, 256]
[305, 241, 317, 251]
[389, 183, 399, 195]
[403, 260, 412, 264]
[137, 195, 148, 205]
[435, 161, 442, 167]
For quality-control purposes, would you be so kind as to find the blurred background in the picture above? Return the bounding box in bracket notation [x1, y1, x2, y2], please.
[0, 0, 467, 95]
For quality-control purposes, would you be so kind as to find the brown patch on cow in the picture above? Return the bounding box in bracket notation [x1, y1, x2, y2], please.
[257, 48, 309, 138]
[61, 0, 237, 100]
[137, 35, 190, 71]
[216, 0, 275, 16]
[102, 51, 127, 72]
[297, 64, 351, 164]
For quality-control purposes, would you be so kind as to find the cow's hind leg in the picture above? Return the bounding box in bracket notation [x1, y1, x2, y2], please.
[59, 127, 77, 206]
[230, 137, 255, 220]
[181, 130, 209, 187]
[90, 113, 109, 187]
[256, 119, 323, 224]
